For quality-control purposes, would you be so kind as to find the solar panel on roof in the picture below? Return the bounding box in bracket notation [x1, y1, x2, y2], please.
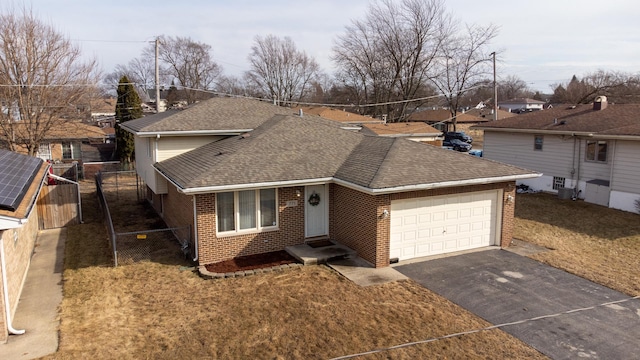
[0, 149, 44, 212]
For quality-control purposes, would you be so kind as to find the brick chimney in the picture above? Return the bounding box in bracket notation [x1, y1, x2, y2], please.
[593, 96, 608, 110]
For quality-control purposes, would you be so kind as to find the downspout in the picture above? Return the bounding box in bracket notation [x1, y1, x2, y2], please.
[576, 137, 582, 198]
[192, 195, 198, 262]
[609, 140, 616, 189]
[571, 136, 577, 188]
[1, 238, 26, 335]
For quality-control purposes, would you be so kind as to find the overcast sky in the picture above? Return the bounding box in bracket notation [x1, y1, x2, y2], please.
[18, 0, 640, 93]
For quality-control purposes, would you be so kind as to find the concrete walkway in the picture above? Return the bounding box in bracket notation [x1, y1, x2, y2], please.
[0, 228, 65, 360]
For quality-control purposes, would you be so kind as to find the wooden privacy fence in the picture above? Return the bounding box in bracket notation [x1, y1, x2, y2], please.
[37, 182, 81, 229]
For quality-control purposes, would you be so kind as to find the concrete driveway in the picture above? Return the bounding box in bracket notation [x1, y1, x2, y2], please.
[395, 249, 640, 360]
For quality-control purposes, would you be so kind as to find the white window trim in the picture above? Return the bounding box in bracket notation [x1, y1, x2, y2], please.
[37, 143, 52, 160]
[216, 189, 279, 236]
[62, 141, 81, 160]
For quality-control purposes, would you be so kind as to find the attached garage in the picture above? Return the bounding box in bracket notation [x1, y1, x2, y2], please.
[390, 190, 502, 261]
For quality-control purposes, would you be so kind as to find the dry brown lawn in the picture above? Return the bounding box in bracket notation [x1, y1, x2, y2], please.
[40, 180, 546, 359]
[515, 192, 640, 296]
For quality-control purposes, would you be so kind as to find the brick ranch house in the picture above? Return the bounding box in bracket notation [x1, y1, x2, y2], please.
[121, 98, 539, 268]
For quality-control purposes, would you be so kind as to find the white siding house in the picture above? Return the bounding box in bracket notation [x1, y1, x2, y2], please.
[476, 97, 640, 213]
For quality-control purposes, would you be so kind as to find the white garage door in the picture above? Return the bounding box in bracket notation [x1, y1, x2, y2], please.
[390, 191, 500, 261]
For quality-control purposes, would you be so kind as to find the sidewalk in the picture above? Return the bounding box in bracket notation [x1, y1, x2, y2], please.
[0, 228, 65, 359]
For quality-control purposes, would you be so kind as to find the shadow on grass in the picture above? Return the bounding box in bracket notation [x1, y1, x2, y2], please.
[515, 192, 640, 240]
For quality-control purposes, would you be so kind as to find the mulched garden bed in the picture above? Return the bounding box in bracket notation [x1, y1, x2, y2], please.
[204, 250, 298, 273]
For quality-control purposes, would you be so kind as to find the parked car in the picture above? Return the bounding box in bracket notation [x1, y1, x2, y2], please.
[469, 149, 483, 157]
[444, 131, 473, 144]
[448, 139, 472, 152]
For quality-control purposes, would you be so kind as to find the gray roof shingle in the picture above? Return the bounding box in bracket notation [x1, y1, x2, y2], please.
[121, 97, 295, 133]
[155, 113, 537, 192]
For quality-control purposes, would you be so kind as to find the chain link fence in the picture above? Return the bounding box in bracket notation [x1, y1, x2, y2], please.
[95, 171, 191, 267]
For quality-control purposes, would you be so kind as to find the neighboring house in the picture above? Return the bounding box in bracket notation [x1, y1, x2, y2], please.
[498, 98, 546, 113]
[464, 108, 518, 121]
[0, 150, 49, 342]
[475, 96, 640, 212]
[121, 97, 538, 268]
[89, 97, 116, 127]
[295, 107, 383, 127]
[360, 122, 443, 145]
[407, 109, 489, 133]
[1, 121, 112, 179]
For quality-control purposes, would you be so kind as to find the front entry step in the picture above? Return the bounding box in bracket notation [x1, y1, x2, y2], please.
[285, 241, 357, 265]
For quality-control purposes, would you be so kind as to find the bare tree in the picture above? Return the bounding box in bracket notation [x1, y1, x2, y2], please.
[104, 57, 159, 101]
[145, 36, 222, 104]
[332, 0, 448, 121]
[431, 23, 498, 130]
[550, 70, 636, 104]
[498, 75, 532, 100]
[0, 6, 99, 156]
[246, 35, 321, 105]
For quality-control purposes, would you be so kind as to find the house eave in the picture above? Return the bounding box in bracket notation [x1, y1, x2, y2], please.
[475, 127, 594, 137]
[0, 215, 28, 230]
[334, 173, 542, 195]
[120, 127, 251, 137]
[157, 164, 541, 196]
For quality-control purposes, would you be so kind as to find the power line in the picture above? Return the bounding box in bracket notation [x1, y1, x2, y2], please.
[330, 295, 640, 359]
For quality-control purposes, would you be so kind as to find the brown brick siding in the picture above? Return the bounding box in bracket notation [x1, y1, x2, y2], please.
[501, 185, 516, 247]
[0, 206, 40, 343]
[164, 181, 515, 269]
[161, 185, 195, 241]
[196, 187, 306, 265]
[330, 184, 391, 267]
[331, 181, 516, 269]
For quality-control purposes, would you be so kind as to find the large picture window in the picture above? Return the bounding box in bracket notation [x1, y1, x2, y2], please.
[585, 140, 607, 163]
[216, 189, 278, 234]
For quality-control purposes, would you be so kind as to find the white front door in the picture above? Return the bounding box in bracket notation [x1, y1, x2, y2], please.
[305, 184, 328, 238]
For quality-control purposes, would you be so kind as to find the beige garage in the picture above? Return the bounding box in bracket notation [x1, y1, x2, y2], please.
[390, 190, 502, 261]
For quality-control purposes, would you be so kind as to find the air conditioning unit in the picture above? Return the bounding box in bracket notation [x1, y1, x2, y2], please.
[557, 187, 573, 200]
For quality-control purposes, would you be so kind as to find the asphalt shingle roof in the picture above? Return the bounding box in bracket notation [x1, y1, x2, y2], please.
[121, 97, 295, 133]
[475, 103, 640, 136]
[155, 113, 536, 192]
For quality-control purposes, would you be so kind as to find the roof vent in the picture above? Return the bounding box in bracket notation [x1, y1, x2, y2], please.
[593, 96, 608, 111]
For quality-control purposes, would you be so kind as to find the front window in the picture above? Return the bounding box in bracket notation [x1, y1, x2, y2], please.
[62, 141, 81, 160]
[216, 189, 278, 234]
[586, 140, 607, 163]
[534, 135, 543, 150]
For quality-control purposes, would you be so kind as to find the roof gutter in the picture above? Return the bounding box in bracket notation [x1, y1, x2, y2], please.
[334, 173, 542, 195]
[156, 162, 540, 195]
[177, 177, 335, 195]
[474, 127, 594, 137]
[592, 134, 640, 140]
[122, 129, 252, 137]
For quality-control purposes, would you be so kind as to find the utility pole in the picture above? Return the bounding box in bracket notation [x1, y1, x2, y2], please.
[491, 51, 497, 121]
[155, 37, 161, 113]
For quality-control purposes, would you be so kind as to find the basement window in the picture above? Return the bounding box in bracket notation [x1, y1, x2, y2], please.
[552, 177, 565, 190]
